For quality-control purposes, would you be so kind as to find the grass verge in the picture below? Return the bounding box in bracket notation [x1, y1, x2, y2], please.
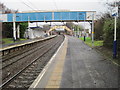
[2, 38, 27, 44]
[80, 37, 103, 47]
[80, 37, 120, 66]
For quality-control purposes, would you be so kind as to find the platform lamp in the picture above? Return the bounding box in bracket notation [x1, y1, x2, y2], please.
[87, 13, 95, 47]
[83, 14, 86, 41]
[77, 13, 79, 38]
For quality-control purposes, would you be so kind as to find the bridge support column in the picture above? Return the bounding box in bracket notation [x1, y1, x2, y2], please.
[13, 13, 16, 41]
[17, 24, 20, 39]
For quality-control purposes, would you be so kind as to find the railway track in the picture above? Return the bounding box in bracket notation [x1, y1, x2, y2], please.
[1, 35, 64, 89]
[1, 37, 54, 62]
[2, 36, 57, 83]
[1, 38, 55, 70]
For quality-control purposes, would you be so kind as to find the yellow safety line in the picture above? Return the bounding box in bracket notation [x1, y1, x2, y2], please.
[0, 35, 56, 51]
[45, 36, 68, 88]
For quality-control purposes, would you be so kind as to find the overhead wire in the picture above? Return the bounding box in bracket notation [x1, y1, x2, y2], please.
[25, 0, 39, 11]
[52, 0, 58, 11]
[21, 0, 40, 28]
[21, 0, 37, 11]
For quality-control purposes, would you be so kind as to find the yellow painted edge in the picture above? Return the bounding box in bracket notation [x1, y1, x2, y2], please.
[0, 35, 56, 51]
[45, 36, 68, 88]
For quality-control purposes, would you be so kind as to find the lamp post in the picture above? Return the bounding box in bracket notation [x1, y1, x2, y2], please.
[27, 16, 30, 39]
[83, 13, 86, 41]
[79, 13, 86, 40]
[77, 13, 79, 38]
[87, 13, 95, 47]
[92, 13, 94, 47]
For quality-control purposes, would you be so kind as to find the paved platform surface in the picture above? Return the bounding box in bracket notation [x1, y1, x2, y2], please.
[29, 35, 68, 89]
[30, 35, 119, 89]
[60, 36, 118, 88]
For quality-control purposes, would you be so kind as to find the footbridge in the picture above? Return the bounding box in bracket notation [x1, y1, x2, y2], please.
[48, 25, 73, 35]
[1, 10, 96, 41]
[1, 11, 96, 22]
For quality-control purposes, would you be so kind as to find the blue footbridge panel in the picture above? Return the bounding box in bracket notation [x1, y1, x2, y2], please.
[1, 11, 94, 22]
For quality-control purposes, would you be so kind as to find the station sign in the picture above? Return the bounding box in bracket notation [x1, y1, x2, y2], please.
[112, 7, 118, 17]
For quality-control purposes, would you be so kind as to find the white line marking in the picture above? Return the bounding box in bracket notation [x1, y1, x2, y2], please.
[29, 36, 66, 89]
[33, 69, 46, 88]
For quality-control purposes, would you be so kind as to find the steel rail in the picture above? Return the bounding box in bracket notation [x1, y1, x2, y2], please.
[0, 36, 63, 88]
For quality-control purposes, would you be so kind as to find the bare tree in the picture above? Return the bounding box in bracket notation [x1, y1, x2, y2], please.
[43, 24, 51, 31]
[0, 2, 18, 14]
[66, 22, 74, 30]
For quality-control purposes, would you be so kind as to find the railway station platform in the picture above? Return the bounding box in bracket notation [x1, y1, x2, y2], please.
[29, 35, 119, 89]
[0, 35, 56, 54]
[2, 37, 45, 49]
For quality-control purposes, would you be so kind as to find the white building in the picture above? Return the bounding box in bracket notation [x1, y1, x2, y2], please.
[24, 27, 46, 39]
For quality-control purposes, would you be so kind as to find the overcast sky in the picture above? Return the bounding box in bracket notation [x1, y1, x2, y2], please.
[1, 0, 116, 14]
[1, 0, 116, 29]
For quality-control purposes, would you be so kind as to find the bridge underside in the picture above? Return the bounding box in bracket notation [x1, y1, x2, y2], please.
[3, 20, 93, 23]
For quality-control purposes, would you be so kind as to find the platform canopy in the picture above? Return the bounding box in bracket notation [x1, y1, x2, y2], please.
[1, 11, 96, 22]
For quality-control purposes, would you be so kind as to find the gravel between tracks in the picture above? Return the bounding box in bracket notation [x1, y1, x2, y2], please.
[2, 35, 64, 89]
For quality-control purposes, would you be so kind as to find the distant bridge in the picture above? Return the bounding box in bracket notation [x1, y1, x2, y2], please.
[1, 11, 96, 22]
[49, 26, 72, 32]
[48, 25, 73, 35]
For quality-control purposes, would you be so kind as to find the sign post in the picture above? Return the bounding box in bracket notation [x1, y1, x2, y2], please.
[112, 5, 118, 58]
